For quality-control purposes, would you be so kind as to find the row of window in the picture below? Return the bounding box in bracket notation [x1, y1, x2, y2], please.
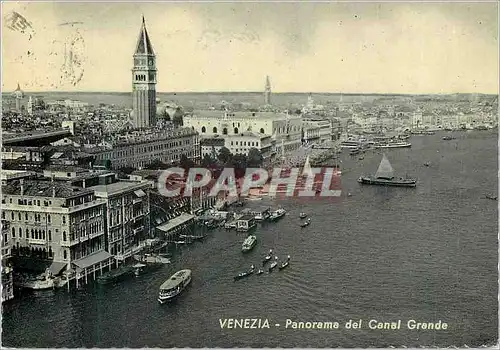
[10, 227, 54, 241]
[97, 139, 193, 159]
[4, 211, 66, 224]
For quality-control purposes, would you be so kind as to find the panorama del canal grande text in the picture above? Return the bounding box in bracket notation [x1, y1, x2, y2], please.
[219, 319, 449, 330]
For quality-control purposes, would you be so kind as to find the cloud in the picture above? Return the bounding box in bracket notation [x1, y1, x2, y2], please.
[1, 2, 498, 94]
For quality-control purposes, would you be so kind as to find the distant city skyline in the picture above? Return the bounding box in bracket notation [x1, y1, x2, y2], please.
[2, 2, 498, 95]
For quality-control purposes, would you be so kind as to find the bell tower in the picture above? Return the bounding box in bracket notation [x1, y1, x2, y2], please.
[132, 16, 157, 129]
[264, 75, 271, 105]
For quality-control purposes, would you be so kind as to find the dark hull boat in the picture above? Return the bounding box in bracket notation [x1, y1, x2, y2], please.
[485, 194, 498, 200]
[97, 265, 134, 284]
[234, 269, 254, 281]
[357, 176, 417, 187]
[358, 154, 417, 188]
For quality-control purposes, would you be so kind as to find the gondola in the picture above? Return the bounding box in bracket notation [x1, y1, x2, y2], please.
[234, 266, 255, 281]
[485, 194, 497, 201]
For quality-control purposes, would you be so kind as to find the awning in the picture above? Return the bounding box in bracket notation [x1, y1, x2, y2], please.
[72, 251, 113, 270]
[134, 189, 146, 198]
[48, 261, 67, 275]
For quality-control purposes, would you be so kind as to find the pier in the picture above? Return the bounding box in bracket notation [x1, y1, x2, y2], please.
[156, 213, 196, 243]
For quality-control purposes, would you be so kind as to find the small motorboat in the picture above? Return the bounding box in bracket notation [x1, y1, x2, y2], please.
[262, 249, 273, 265]
[279, 256, 291, 270]
[234, 265, 255, 281]
[485, 194, 498, 201]
[256, 269, 264, 275]
[268, 257, 278, 272]
[299, 212, 307, 219]
[300, 218, 311, 228]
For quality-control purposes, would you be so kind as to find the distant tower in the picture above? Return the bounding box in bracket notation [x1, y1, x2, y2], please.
[12, 83, 24, 112]
[132, 16, 157, 129]
[27, 96, 33, 116]
[264, 75, 271, 105]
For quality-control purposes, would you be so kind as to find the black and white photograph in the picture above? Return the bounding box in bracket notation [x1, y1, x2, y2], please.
[1, 1, 498, 348]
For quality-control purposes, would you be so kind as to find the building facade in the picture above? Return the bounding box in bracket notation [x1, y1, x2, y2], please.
[1, 220, 14, 303]
[184, 111, 302, 153]
[88, 128, 200, 169]
[1, 179, 109, 278]
[89, 181, 151, 261]
[225, 132, 274, 159]
[132, 16, 157, 129]
[200, 137, 225, 159]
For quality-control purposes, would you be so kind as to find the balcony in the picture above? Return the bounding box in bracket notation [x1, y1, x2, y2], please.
[133, 226, 144, 235]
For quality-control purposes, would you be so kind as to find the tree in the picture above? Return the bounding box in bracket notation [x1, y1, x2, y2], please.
[163, 110, 171, 122]
[179, 154, 194, 170]
[145, 159, 168, 169]
[247, 148, 263, 168]
[217, 147, 232, 164]
[201, 154, 216, 168]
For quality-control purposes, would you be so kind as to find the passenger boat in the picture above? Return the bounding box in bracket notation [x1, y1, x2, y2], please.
[134, 253, 171, 264]
[299, 212, 307, 219]
[268, 257, 278, 272]
[269, 208, 286, 221]
[97, 265, 135, 284]
[279, 256, 291, 270]
[158, 269, 192, 304]
[300, 218, 311, 228]
[241, 235, 257, 253]
[234, 265, 255, 281]
[374, 142, 411, 148]
[262, 249, 273, 264]
[358, 154, 417, 188]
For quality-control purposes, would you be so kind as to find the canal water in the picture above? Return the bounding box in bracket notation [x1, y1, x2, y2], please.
[2, 130, 498, 348]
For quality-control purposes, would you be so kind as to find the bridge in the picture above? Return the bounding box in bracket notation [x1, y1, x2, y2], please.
[2, 129, 72, 147]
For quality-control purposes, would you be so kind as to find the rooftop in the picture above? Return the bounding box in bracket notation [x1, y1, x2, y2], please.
[190, 110, 292, 120]
[2, 180, 94, 198]
[89, 180, 149, 196]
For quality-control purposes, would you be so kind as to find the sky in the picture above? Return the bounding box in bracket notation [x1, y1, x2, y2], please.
[1, 1, 499, 94]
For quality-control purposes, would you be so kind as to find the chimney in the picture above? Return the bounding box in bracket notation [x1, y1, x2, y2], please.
[51, 174, 56, 198]
[20, 179, 24, 196]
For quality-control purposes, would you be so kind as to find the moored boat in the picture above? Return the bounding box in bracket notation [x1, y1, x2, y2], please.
[485, 194, 498, 201]
[299, 212, 307, 219]
[256, 268, 264, 275]
[158, 269, 192, 304]
[269, 208, 286, 221]
[97, 265, 135, 284]
[241, 235, 257, 253]
[358, 154, 417, 188]
[133, 262, 164, 276]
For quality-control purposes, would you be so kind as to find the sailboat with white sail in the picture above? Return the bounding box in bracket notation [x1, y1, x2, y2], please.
[357, 154, 417, 187]
[302, 155, 314, 178]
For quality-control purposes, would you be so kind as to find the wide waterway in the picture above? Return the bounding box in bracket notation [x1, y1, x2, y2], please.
[2, 130, 498, 348]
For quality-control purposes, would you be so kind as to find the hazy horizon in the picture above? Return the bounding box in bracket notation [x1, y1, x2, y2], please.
[2, 2, 498, 95]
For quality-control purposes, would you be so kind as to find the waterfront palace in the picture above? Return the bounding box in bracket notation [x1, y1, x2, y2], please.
[183, 110, 303, 154]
